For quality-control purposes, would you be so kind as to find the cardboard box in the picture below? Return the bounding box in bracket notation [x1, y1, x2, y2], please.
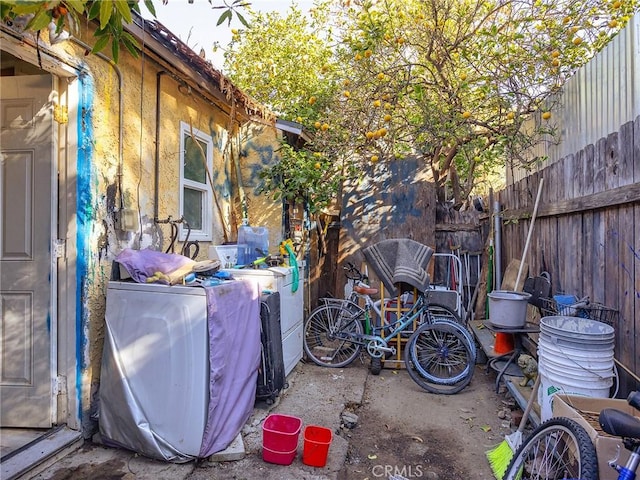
[552, 394, 640, 480]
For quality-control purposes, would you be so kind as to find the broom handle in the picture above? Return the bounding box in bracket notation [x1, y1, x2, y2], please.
[515, 179, 544, 290]
[518, 374, 541, 433]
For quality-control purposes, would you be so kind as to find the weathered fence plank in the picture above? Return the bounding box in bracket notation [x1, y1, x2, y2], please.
[497, 117, 639, 396]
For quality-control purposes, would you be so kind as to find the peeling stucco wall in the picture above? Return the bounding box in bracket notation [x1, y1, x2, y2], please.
[56, 26, 284, 435]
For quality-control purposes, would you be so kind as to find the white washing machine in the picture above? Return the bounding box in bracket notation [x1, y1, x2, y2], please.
[99, 281, 209, 461]
[222, 266, 303, 376]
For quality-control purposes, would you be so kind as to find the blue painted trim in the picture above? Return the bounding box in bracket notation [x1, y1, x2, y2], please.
[75, 71, 93, 420]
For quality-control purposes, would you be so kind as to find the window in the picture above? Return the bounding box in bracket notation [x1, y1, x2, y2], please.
[179, 122, 213, 241]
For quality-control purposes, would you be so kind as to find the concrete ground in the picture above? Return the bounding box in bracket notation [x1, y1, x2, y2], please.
[24, 359, 511, 480]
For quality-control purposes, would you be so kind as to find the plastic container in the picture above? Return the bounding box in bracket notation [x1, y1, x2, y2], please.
[302, 425, 332, 467]
[262, 413, 302, 462]
[537, 316, 615, 421]
[493, 332, 514, 354]
[487, 290, 531, 328]
[262, 445, 297, 466]
[208, 245, 238, 268]
[237, 225, 269, 266]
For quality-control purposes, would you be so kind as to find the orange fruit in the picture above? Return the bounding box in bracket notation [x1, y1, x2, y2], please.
[309, 96, 317, 105]
[384, 114, 392, 122]
[608, 19, 618, 28]
[343, 91, 351, 98]
[314, 162, 321, 169]
[507, 111, 515, 120]
[321, 123, 329, 131]
[377, 72, 385, 81]
[314, 121, 321, 128]
[460, 72, 468, 81]
[572, 37, 583, 45]
[371, 155, 379, 163]
[373, 100, 382, 107]
[551, 50, 561, 58]
[365, 131, 375, 139]
[462, 111, 472, 119]
[542, 111, 552, 120]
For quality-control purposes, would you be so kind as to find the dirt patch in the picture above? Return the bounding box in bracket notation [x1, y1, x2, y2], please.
[44, 457, 130, 480]
[338, 365, 508, 480]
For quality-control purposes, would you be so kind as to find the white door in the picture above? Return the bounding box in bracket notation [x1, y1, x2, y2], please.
[0, 74, 55, 427]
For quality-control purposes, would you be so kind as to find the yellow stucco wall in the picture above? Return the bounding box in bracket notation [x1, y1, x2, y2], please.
[51, 26, 285, 432]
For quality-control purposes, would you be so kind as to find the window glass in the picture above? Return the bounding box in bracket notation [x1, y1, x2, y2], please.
[179, 122, 213, 241]
[183, 135, 207, 183]
[183, 187, 203, 230]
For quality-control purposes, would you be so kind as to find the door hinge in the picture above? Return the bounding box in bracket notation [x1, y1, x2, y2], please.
[54, 239, 66, 258]
[53, 375, 67, 395]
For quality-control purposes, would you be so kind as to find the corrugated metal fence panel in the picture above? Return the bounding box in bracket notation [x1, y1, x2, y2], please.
[509, 13, 640, 184]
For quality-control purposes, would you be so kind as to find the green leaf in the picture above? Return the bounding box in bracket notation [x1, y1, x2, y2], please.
[64, 0, 86, 14]
[216, 9, 232, 27]
[111, 39, 120, 63]
[143, 0, 156, 17]
[121, 31, 140, 57]
[8, 3, 42, 15]
[91, 34, 110, 54]
[87, 1, 101, 20]
[113, 0, 132, 23]
[0, 3, 11, 19]
[99, 0, 113, 30]
[26, 8, 52, 32]
[235, 11, 249, 28]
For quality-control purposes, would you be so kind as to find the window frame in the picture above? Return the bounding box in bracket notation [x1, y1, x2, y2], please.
[178, 121, 214, 242]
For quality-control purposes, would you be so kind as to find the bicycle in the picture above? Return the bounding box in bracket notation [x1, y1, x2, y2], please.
[303, 263, 477, 394]
[503, 390, 640, 480]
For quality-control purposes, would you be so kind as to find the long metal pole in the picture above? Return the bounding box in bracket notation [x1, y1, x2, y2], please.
[493, 200, 502, 290]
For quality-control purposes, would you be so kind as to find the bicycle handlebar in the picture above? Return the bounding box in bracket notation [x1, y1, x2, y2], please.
[344, 261, 367, 282]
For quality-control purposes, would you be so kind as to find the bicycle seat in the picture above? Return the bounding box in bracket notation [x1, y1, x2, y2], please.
[354, 284, 378, 296]
[599, 408, 640, 440]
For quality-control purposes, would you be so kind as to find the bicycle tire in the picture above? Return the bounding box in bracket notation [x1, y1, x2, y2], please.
[503, 417, 598, 480]
[303, 304, 364, 368]
[370, 357, 382, 375]
[422, 303, 478, 364]
[404, 364, 472, 395]
[404, 322, 474, 387]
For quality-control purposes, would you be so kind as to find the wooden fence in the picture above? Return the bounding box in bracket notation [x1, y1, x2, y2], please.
[497, 116, 640, 395]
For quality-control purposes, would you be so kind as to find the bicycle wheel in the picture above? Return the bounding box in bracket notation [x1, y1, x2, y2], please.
[304, 304, 364, 368]
[404, 322, 473, 387]
[503, 417, 598, 480]
[422, 303, 478, 364]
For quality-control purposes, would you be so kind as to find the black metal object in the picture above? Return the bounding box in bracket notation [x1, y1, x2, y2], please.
[255, 292, 286, 404]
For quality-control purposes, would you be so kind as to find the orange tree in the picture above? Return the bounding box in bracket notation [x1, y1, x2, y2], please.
[225, 0, 637, 208]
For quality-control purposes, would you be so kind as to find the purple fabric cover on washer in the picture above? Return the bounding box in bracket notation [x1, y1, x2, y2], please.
[199, 279, 261, 456]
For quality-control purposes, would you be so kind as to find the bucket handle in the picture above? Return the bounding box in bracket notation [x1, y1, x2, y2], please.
[548, 336, 615, 381]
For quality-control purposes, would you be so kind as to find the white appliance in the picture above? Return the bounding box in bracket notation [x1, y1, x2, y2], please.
[100, 281, 209, 461]
[222, 266, 304, 376]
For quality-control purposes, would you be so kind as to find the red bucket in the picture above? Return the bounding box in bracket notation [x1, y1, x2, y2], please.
[302, 425, 333, 467]
[262, 445, 297, 466]
[262, 414, 302, 464]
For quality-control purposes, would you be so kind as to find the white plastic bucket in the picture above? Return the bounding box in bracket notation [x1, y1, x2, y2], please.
[487, 291, 531, 328]
[537, 316, 615, 421]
